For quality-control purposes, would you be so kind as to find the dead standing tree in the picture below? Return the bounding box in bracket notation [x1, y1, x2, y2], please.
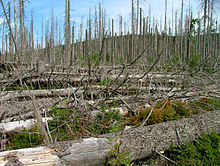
[0, 0, 21, 64]
[64, 0, 71, 66]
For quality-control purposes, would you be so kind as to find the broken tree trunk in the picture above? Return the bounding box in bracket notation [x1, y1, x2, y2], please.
[0, 110, 219, 165]
[0, 88, 83, 102]
[0, 86, 181, 102]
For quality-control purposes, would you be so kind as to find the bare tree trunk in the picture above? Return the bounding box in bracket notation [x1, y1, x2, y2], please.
[0, 0, 20, 64]
[71, 25, 75, 65]
[112, 19, 115, 66]
[8, 1, 13, 61]
[30, 9, 34, 66]
[99, 3, 102, 59]
[19, 0, 24, 60]
[50, 9, 55, 64]
[203, 0, 208, 61]
[2, 21, 5, 60]
[79, 16, 83, 60]
[5, 35, 8, 61]
[139, 8, 142, 35]
[14, 0, 18, 61]
[164, 0, 167, 33]
[164, 0, 168, 65]
[180, 0, 184, 65]
[45, 20, 50, 64]
[136, 0, 139, 35]
[65, 0, 71, 66]
[41, 18, 44, 49]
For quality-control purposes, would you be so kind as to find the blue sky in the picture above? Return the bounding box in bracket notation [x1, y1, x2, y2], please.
[1, 0, 220, 42]
[27, 0, 219, 36]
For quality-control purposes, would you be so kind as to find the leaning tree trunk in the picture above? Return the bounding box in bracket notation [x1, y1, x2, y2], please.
[0, 110, 219, 166]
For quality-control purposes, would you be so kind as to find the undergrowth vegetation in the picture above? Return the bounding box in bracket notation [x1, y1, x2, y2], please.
[126, 97, 220, 126]
[166, 132, 220, 166]
[47, 106, 124, 142]
[0, 126, 43, 151]
[133, 132, 220, 166]
[1, 97, 220, 162]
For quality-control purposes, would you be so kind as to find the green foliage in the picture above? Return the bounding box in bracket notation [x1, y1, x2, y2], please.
[90, 53, 100, 66]
[189, 53, 201, 73]
[7, 128, 43, 150]
[147, 56, 155, 63]
[116, 56, 125, 65]
[172, 101, 194, 117]
[47, 106, 124, 141]
[167, 132, 220, 166]
[99, 77, 112, 86]
[189, 18, 199, 36]
[190, 98, 220, 112]
[48, 107, 78, 141]
[107, 137, 131, 166]
[95, 109, 124, 134]
[171, 55, 179, 64]
[188, 54, 218, 74]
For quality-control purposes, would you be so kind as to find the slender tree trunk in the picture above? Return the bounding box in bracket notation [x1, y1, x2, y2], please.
[8, 1, 13, 61]
[203, 0, 208, 61]
[2, 21, 5, 60]
[14, 0, 18, 61]
[5, 35, 8, 61]
[112, 19, 115, 66]
[71, 25, 75, 65]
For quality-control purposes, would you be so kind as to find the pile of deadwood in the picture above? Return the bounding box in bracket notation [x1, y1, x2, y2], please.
[0, 63, 219, 165]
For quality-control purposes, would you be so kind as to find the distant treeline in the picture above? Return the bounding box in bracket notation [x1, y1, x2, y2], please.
[0, 0, 219, 69]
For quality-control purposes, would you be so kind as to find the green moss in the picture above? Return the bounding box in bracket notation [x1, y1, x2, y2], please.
[172, 101, 194, 117]
[190, 98, 220, 112]
[126, 98, 220, 126]
[167, 132, 220, 165]
[6, 128, 43, 150]
[92, 109, 124, 134]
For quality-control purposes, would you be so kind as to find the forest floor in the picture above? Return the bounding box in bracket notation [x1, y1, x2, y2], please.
[0, 63, 219, 165]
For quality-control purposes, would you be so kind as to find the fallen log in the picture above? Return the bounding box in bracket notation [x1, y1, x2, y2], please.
[0, 86, 182, 102]
[0, 88, 84, 102]
[0, 110, 219, 165]
[0, 117, 53, 132]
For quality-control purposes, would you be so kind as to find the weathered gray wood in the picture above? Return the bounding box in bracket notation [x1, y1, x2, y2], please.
[0, 85, 183, 102]
[0, 117, 52, 132]
[105, 109, 220, 161]
[0, 88, 83, 102]
[0, 146, 60, 166]
[59, 137, 109, 166]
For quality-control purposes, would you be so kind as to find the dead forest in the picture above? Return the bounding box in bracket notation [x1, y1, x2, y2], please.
[0, 0, 220, 165]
